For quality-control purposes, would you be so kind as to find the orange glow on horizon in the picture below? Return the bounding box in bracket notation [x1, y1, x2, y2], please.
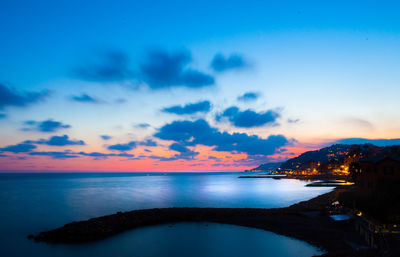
[1, 136, 397, 172]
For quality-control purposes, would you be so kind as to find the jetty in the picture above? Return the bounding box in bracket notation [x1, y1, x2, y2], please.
[30, 189, 379, 256]
[238, 174, 287, 178]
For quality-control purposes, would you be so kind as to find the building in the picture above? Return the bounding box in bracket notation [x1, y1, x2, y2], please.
[357, 157, 400, 195]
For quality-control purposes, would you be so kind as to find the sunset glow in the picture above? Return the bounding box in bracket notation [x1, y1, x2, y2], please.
[1, 0, 400, 172]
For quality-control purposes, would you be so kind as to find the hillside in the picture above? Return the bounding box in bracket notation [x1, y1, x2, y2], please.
[246, 162, 282, 172]
[280, 144, 351, 172]
[250, 143, 400, 174]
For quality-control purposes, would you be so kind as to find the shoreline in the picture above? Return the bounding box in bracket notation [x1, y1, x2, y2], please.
[241, 173, 351, 181]
[30, 188, 376, 256]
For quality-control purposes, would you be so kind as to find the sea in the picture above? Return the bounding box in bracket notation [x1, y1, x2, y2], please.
[0, 172, 333, 257]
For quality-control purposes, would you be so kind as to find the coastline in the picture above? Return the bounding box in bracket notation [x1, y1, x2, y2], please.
[30, 188, 376, 256]
[240, 173, 351, 181]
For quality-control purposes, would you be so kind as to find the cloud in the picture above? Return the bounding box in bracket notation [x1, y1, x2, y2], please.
[217, 106, 280, 128]
[162, 100, 211, 115]
[149, 142, 199, 161]
[114, 98, 126, 104]
[23, 119, 71, 133]
[78, 151, 134, 158]
[169, 142, 190, 153]
[0, 135, 84, 155]
[148, 156, 174, 162]
[0, 139, 137, 160]
[140, 49, 214, 89]
[106, 139, 156, 151]
[288, 118, 300, 124]
[0, 83, 49, 109]
[28, 150, 135, 160]
[26, 135, 85, 146]
[211, 163, 233, 167]
[73, 49, 215, 90]
[342, 117, 374, 131]
[333, 138, 400, 147]
[100, 135, 112, 140]
[139, 139, 158, 147]
[74, 50, 132, 82]
[211, 53, 246, 72]
[29, 151, 79, 159]
[70, 94, 100, 103]
[237, 92, 260, 102]
[107, 141, 136, 151]
[169, 143, 199, 160]
[232, 155, 281, 167]
[0, 143, 37, 153]
[135, 123, 151, 129]
[154, 119, 288, 156]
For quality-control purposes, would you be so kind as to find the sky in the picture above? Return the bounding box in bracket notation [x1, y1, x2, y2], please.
[1, 0, 400, 171]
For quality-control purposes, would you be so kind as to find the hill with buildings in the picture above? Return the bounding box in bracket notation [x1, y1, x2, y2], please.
[250, 143, 400, 176]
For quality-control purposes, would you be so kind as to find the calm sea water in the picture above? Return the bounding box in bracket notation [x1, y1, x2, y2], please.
[0, 172, 332, 257]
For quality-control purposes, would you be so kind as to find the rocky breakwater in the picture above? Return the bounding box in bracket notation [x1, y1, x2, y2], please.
[31, 189, 377, 256]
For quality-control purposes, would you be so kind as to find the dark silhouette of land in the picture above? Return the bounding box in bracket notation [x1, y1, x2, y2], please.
[31, 189, 379, 256]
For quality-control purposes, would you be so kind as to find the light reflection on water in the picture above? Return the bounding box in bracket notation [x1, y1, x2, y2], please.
[50, 222, 323, 257]
[0, 172, 332, 257]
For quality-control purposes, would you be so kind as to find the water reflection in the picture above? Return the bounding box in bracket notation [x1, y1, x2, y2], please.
[0, 173, 332, 257]
[55, 223, 323, 257]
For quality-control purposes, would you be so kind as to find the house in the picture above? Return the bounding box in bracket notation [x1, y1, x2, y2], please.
[357, 157, 400, 195]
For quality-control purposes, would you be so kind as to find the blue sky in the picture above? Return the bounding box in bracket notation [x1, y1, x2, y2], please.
[0, 0, 399, 171]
